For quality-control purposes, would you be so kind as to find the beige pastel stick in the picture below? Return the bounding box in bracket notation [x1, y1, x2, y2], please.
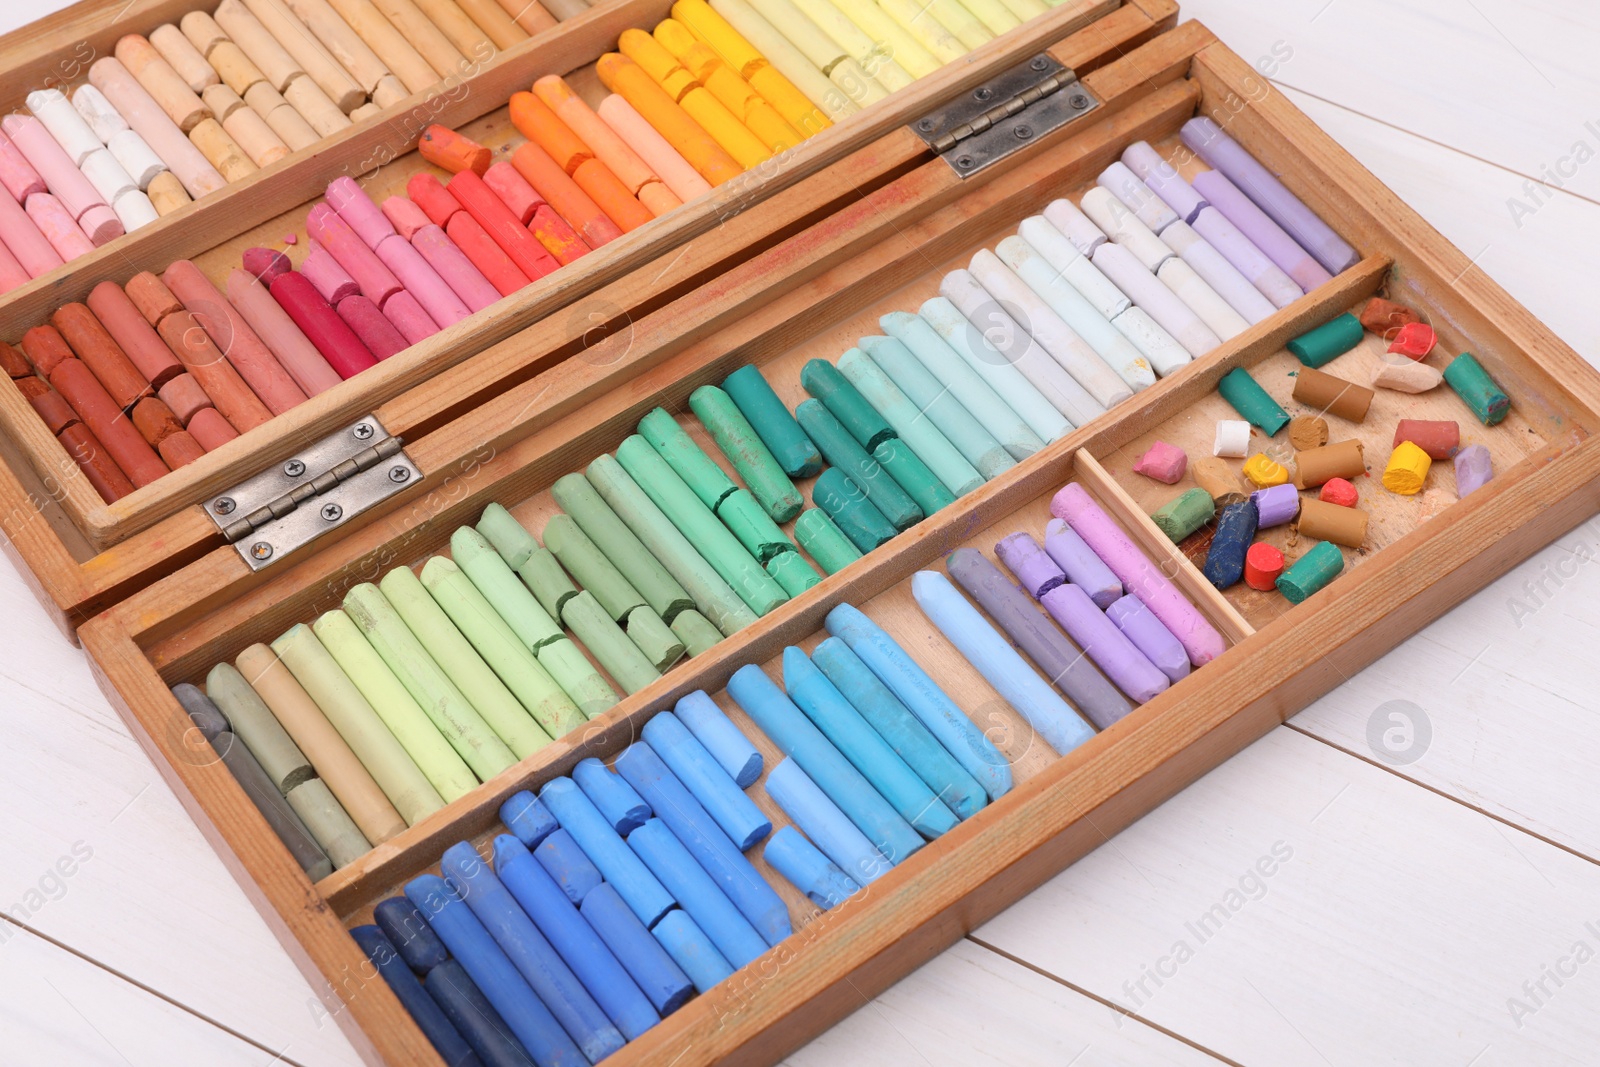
[493, 0, 556, 34]
[212, 87, 292, 165]
[89, 57, 227, 198]
[283, 73, 352, 137]
[205, 40, 270, 96]
[413, 0, 496, 63]
[370, 0, 470, 78]
[281, 0, 397, 94]
[201, 84, 245, 121]
[179, 11, 231, 56]
[148, 24, 220, 93]
[146, 171, 192, 214]
[318, 0, 440, 92]
[115, 35, 212, 132]
[240, 0, 367, 113]
[189, 118, 258, 181]
[455, 0, 529, 49]
[351, 102, 383, 121]
[236, 643, 407, 844]
[370, 75, 408, 109]
[244, 82, 320, 149]
[214, 0, 305, 91]
[541, 0, 588, 19]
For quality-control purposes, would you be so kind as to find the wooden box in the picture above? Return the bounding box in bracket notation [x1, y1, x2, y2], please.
[4, 2, 1596, 1065]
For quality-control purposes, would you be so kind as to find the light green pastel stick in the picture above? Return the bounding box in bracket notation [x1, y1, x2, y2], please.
[638, 407, 737, 510]
[794, 508, 862, 575]
[919, 296, 1072, 444]
[342, 582, 516, 782]
[624, 605, 687, 671]
[286, 778, 370, 868]
[478, 504, 579, 618]
[543, 514, 646, 623]
[766, 549, 822, 596]
[522, 546, 579, 620]
[562, 590, 660, 694]
[858, 335, 1015, 479]
[688, 385, 803, 523]
[312, 610, 480, 803]
[477, 503, 537, 568]
[271, 624, 445, 826]
[835, 349, 984, 497]
[206, 662, 313, 793]
[550, 473, 694, 620]
[669, 609, 722, 656]
[714, 489, 796, 563]
[421, 557, 585, 741]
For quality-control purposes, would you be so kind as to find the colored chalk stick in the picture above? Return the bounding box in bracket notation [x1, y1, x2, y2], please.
[1443, 352, 1511, 425]
[543, 513, 647, 622]
[638, 406, 737, 511]
[763, 758, 890, 886]
[535, 828, 604, 905]
[1151, 487, 1216, 543]
[1105, 594, 1190, 685]
[551, 472, 694, 621]
[560, 590, 662, 694]
[641, 711, 771, 850]
[871, 437, 957, 518]
[477, 501, 536, 567]
[423, 958, 531, 1067]
[1202, 500, 1259, 590]
[674, 690, 763, 788]
[628, 818, 768, 967]
[721, 364, 821, 477]
[799, 358, 894, 452]
[579, 883, 694, 1016]
[715, 489, 796, 564]
[539, 777, 675, 927]
[765, 549, 821, 596]
[858, 334, 1014, 480]
[1287, 313, 1363, 368]
[824, 603, 1012, 801]
[1038, 582, 1170, 704]
[573, 757, 651, 835]
[172, 684, 227, 737]
[1217, 366, 1290, 435]
[349, 926, 478, 1067]
[670, 610, 721, 656]
[994, 532, 1065, 599]
[812, 467, 897, 554]
[374, 896, 450, 975]
[501, 790, 560, 849]
[204, 661, 313, 793]
[518, 544, 578, 619]
[835, 348, 984, 498]
[793, 507, 862, 575]
[1276, 539, 1344, 603]
[689, 385, 803, 522]
[763, 825, 858, 910]
[285, 778, 370, 868]
[613, 742, 792, 946]
[651, 909, 733, 993]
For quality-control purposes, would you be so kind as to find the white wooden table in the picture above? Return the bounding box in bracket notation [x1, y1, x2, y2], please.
[4, 2, 1598, 1063]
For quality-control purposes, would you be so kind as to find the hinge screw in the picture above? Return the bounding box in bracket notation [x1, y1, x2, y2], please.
[389, 465, 411, 483]
[1069, 94, 1089, 109]
[214, 497, 235, 515]
[321, 503, 343, 522]
[353, 423, 375, 440]
[973, 86, 992, 101]
[1030, 56, 1049, 71]
[917, 117, 934, 131]
[955, 155, 975, 169]
[284, 459, 306, 477]
[1014, 124, 1034, 141]
[250, 542, 273, 561]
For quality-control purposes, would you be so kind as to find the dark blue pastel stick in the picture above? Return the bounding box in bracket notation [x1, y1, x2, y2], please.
[1202, 499, 1259, 590]
[492, 834, 662, 1040]
[500, 791, 559, 848]
[424, 958, 535, 1067]
[641, 711, 771, 850]
[613, 741, 792, 947]
[538, 777, 675, 927]
[762, 826, 859, 910]
[350, 925, 481, 1067]
[579, 883, 694, 1016]
[374, 896, 451, 974]
[674, 690, 762, 787]
[534, 829, 602, 905]
[440, 843, 626, 1063]
[651, 909, 734, 993]
[403, 875, 587, 1067]
[572, 757, 651, 834]
[627, 818, 768, 968]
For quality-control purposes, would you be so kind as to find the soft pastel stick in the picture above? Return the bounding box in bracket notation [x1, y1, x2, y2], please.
[0, 125, 48, 201]
[743, 0, 885, 105]
[338, 292, 410, 358]
[763, 757, 888, 885]
[1190, 168, 1331, 293]
[308, 202, 402, 305]
[501, 790, 560, 848]
[993, 532, 1063, 598]
[833, 349, 983, 497]
[301, 237, 360, 302]
[641, 711, 771, 849]
[27, 88, 104, 167]
[3, 115, 120, 241]
[595, 94, 713, 203]
[224, 267, 341, 394]
[628, 817, 767, 967]
[534, 75, 679, 215]
[580, 882, 695, 1014]
[378, 289, 438, 346]
[540, 777, 675, 927]
[422, 958, 532, 1067]
[348, 927, 477, 1066]
[615, 30, 772, 168]
[858, 334, 1015, 480]
[1090, 241, 1221, 358]
[652, 908, 733, 993]
[0, 233, 28, 291]
[447, 169, 560, 280]
[88, 57, 226, 198]
[1041, 518, 1121, 608]
[26, 193, 95, 259]
[796, 399, 922, 531]
[689, 384, 803, 522]
[595, 55, 744, 186]
[720, 364, 822, 477]
[1106, 592, 1189, 685]
[535, 828, 603, 906]
[269, 268, 378, 376]
[408, 173, 532, 296]
[411, 223, 501, 312]
[674, 689, 762, 787]
[165, 259, 308, 413]
[1037, 582, 1168, 704]
[50, 303, 151, 411]
[698, 0, 855, 119]
[573, 757, 651, 835]
[763, 825, 858, 909]
[654, 19, 806, 152]
[509, 92, 647, 237]
[373, 896, 450, 976]
[0, 184, 63, 277]
[49, 358, 166, 485]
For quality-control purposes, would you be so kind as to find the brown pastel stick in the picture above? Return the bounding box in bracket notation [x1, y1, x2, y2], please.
[456, 0, 528, 49]
[239, 0, 367, 114]
[188, 406, 240, 449]
[158, 429, 207, 467]
[20, 325, 75, 376]
[158, 372, 213, 423]
[243, 82, 319, 150]
[51, 302, 153, 410]
[156, 312, 273, 432]
[1288, 414, 1328, 451]
[1297, 498, 1368, 548]
[1294, 439, 1366, 488]
[131, 396, 184, 445]
[18, 376, 79, 434]
[207, 40, 270, 95]
[214, 0, 305, 91]
[149, 24, 220, 94]
[189, 118, 258, 182]
[126, 270, 185, 323]
[116, 35, 212, 133]
[164, 259, 307, 415]
[1190, 454, 1249, 507]
[283, 74, 352, 137]
[0, 340, 29, 378]
[87, 281, 186, 388]
[1393, 419, 1459, 460]
[58, 422, 136, 502]
[413, 0, 496, 61]
[49, 358, 169, 486]
[1358, 296, 1418, 337]
[1291, 366, 1373, 423]
[371, 0, 468, 79]
[179, 11, 231, 57]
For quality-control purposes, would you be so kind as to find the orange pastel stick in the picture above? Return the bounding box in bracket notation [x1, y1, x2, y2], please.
[616, 29, 770, 170]
[595, 52, 742, 187]
[573, 159, 653, 233]
[418, 124, 492, 175]
[508, 91, 592, 173]
[529, 204, 589, 266]
[532, 74, 681, 216]
[510, 141, 624, 248]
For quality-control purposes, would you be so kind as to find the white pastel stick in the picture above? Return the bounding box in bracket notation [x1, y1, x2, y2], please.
[1161, 221, 1276, 325]
[71, 85, 130, 143]
[1041, 197, 1107, 257]
[918, 293, 1074, 441]
[1113, 308, 1190, 377]
[79, 148, 137, 203]
[1080, 187, 1174, 272]
[967, 249, 1138, 404]
[1192, 206, 1303, 309]
[27, 89, 103, 166]
[106, 129, 167, 189]
[1016, 215, 1128, 317]
[1091, 242, 1220, 358]
[1155, 257, 1249, 340]
[1214, 420, 1250, 458]
[1096, 160, 1178, 234]
[112, 187, 160, 230]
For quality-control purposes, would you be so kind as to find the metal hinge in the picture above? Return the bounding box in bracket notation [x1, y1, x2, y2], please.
[204, 415, 420, 571]
[911, 54, 1100, 177]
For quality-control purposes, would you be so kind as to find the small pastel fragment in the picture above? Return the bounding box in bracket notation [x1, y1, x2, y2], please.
[1213, 419, 1250, 458]
[1276, 540, 1344, 604]
[1132, 440, 1187, 483]
[1287, 312, 1363, 368]
[1382, 441, 1432, 495]
[1242, 453, 1289, 488]
[1250, 483, 1300, 527]
[1387, 321, 1434, 359]
[1358, 296, 1419, 336]
[1442, 352, 1511, 425]
[1419, 487, 1457, 522]
[1244, 542, 1284, 591]
[1371, 356, 1443, 393]
[1150, 487, 1215, 543]
[1453, 444, 1493, 496]
[1287, 414, 1328, 451]
[1318, 477, 1359, 507]
[1202, 500, 1258, 590]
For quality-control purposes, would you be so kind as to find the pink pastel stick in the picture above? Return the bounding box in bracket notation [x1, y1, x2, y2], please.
[483, 161, 542, 224]
[0, 226, 29, 291]
[88, 57, 225, 199]
[301, 237, 361, 303]
[77, 203, 124, 246]
[411, 223, 500, 312]
[26, 192, 94, 259]
[1, 115, 118, 242]
[0, 127, 48, 202]
[0, 185, 63, 277]
[226, 268, 343, 396]
[164, 259, 308, 415]
[1050, 481, 1227, 666]
[381, 195, 431, 239]
[375, 232, 469, 327]
[307, 203, 401, 307]
[337, 293, 409, 359]
[325, 176, 395, 250]
[188, 406, 239, 450]
[380, 289, 438, 346]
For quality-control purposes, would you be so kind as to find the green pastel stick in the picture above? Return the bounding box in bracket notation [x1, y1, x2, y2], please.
[799, 358, 895, 451]
[1443, 352, 1511, 425]
[765, 549, 822, 596]
[562, 590, 661, 693]
[476, 502, 538, 568]
[312, 610, 480, 803]
[520, 546, 579, 620]
[670, 609, 722, 656]
[205, 662, 313, 793]
[538, 639, 620, 720]
[835, 349, 984, 497]
[342, 583, 516, 782]
[1276, 539, 1344, 603]
[859, 335, 1015, 479]
[871, 437, 957, 515]
[271, 623, 445, 826]
[420, 557, 585, 741]
[812, 467, 896, 553]
[714, 489, 796, 562]
[550, 473, 694, 620]
[722, 364, 822, 478]
[450, 527, 564, 648]
[1286, 313, 1363, 368]
[615, 435, 789, 617]
[285, 779, 369, 868]
[624, 605, 687, 671]
[1151, 487, 1216, 543]
[794, 508, 861, 574]
[378, 567, 550, 760]
[795, 399, 922, 531]
[689, 385, 803, 523]
[639, 406, 739, 510]
[587, 454, 758, 637]
[1217, 367, 1290, 435]
[542, 513, 647, 623]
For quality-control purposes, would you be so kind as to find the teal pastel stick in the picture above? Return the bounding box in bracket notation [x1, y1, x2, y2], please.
[812, 467, 897, 553]
[782, 647, 958, 839]
[573, 756, 651, 835]
[764, 758, 890, 886]
[765, 549, 822, 596]
[651, 909, 733, 993]
[641, 711, 771, 850]
[727, 662, 924, 864]
[859, 335, 1015, 479]
[762, 825, 859, 910]
[793, 507, 862, 575]
[627, 818, 768, 968]
[1443, 352, 1512, 425]
[795, 399, 923, 531]
[638, 406, 738, 511]
[689, 385, 804, 523]
[824, 603, 1012, 801]
[1217, 366, 1290, 435]
[798, 358, 896, 451]
[835, 349, 985, 497]
[675, 690, 762, 788]
[722, 364, 822, 478]
[538, 776, 675, 927]
[871, 437, 958, 516]
[535, 828, 602, 904]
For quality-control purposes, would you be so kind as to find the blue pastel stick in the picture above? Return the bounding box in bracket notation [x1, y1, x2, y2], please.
[824, 603, 1012, 801]
[642, 711, 771, 850]
[535, 829, 603, 905]
[492, 835, 662, 1040]
[910, 570, 1095, 756]
[572, 757, 650, 835]
[374, 896, 451, 975]
[762, 826, 859, 910]
[403, 874, 587, 1067]
[811, 637, 986, 821]
[782, 647, 956, 839]
[423, 959, 532, 1067]
[651, 909, 734, 993]
[728, 663, 923, 864]
[350, 925, 481, 1067]
[613, 742, 792, 946]
[674, 690, 762, 787]
[538, 777, 675, 927]
[440, 843, 626, 1063]
[580, 883, 694, 1015]
[627, 817, 769, 967]
[764, 759, 891, 885]
[500, 791, 559, 848]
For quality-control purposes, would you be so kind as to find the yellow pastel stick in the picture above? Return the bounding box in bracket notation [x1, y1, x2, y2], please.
[924, 0, 993, 49]
[827, 0, 940, 78]
[655, 20, 806, 153]
[874, 0, 967, 64]
[672, 0, 834, 134]
[707, 0, 857, 118]
[995, 0, 1048, 19]
[958, 0, 1020, 36]
[618, 28, 773, 169]
[1382, 441, 1432, 495]
[787, 0, 914, 91]
[595, 54, 744, 186]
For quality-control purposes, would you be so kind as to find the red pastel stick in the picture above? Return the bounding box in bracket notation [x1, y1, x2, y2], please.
[446, 170, 558, 281]
[268, 270, 378, 379]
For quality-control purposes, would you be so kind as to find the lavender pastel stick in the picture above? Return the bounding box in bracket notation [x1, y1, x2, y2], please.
[1191, 170, 1331, 293]
[994, 531, 1065, 598]
[1039, 583, 1170, 704]
[1096, 161, 1178, 235]
[1105, 594, 1189, 685]
[1250, 483, 1300, 528]
[1191, 206, 1303, 309]
[1454, 444, 1493, 496]
[1121, 140, 1206, 223]
[1042, 518, 1121, 608]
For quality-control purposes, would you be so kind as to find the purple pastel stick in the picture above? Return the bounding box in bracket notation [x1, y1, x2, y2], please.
[1250, 483, 1300, 527]
[1454, 444, 1493, 496]
[301, 237, 360, 304]
[375, 232, 471, 328]
[1105, 593, 1189, 684]
[1191, 170, 1331, 293]
[1191, 206, 1303, 310]
[1181, 117, 1359, 275]
[1121, 140, 1206, 223]
[1039, 583, 1169, 704]
[993, 532, 1065, 598]
[381, 288, 439, 345]
[1042, 518, 1121, 609]
[412, 223, 501, 313]
[326, 175, 396, 250]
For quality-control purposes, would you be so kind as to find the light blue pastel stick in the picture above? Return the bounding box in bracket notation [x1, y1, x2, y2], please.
[642, 711, 771, 850]
[764, 759, 891, 885]
[538, 777, 675, 927]
[834, 349, 984, 497]
[917, 296, 1074, 444]
[782, 647, 957, 839]
[675, 690, 762, 787]
[727, 662, 924, 864]
[763, 825, 859, 910]
[651, 909, 734, 993]
[613, 742, 792, 946]
[490, 835, 661, 1041]
[579, 883, 694, 1016]
[573, 756, 651, 835]
[824, 603, 1012, 801]
[858, 334, 1015, 480]
[500, 789, 559, 848]
[628, 818, 769, 967]
[403, 874, 588, 1067]
[811, 637, 987, 820]
[440, 842, 625, 1062]
[534, 828, 602, 905]
[910, 571, 1095, 756]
